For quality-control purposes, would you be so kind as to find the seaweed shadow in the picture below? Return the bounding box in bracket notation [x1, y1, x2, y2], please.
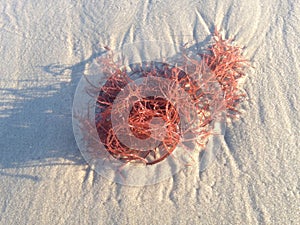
[0, 51, 105, 181]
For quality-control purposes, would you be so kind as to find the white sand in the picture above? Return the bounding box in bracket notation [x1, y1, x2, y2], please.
[0, 0, 299, 224]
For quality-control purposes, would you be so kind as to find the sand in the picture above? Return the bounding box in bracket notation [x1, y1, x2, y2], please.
[0, 0, 299, 224]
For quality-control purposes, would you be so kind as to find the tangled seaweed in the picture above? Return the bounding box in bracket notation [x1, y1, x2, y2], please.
[89, 30, 250, 166]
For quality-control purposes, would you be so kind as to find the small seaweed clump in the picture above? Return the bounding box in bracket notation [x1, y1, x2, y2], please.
[201, 30, 250, 116]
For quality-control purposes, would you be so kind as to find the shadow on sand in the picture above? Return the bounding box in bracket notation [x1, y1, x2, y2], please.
[0, 51, 105, 181]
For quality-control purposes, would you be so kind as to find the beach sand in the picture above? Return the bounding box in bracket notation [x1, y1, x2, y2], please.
[0, 0, 299, 224]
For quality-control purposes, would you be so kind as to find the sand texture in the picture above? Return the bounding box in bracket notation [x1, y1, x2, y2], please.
[0, 0, 299, 224]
